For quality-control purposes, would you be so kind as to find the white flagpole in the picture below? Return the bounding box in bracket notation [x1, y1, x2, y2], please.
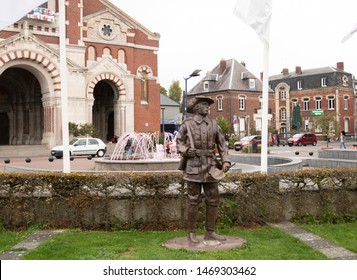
[233, 0, 271, 173]
[59, 0, 70, 173]
[260, 43, 269, 173]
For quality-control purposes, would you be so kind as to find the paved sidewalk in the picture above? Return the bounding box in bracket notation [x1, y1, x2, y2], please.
[270, 222, 357, 260]
[0, 230, 63, 260]
[1, 223, 356, 260]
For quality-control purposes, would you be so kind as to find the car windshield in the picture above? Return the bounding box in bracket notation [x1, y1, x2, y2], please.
[69, 138, 79, 145]
[240, 136, 255, 142]
[293, 134, 303, 139]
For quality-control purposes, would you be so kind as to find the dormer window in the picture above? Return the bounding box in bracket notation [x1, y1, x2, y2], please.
[321, 77, 327, 87]
[297, 80, 303, 90]
[203, 81, 209, 91]
[249, 78, 256, 89]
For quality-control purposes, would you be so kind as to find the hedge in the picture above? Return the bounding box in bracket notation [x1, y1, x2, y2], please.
[0, 168, 356, 230]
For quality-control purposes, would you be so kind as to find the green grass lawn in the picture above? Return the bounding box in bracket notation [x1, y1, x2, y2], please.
[2, 222, 356, 260]
[19, 226, 328, 260]
[0, 226, 35, 253]
[300, 222, 357, 253]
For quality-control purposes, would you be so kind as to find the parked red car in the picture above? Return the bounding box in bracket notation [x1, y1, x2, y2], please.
[234, 135, 261, 151]
[288, 133, 317, 146]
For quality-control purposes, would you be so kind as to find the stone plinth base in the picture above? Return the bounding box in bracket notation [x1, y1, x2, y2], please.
[163, 235, 247, 251]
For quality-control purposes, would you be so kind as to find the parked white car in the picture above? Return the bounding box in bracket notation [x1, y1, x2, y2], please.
[50, 137, 107, 159]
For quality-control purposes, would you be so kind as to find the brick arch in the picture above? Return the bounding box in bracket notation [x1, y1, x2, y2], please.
[87, 73, 126, 97]
[0, 50, 61, 92]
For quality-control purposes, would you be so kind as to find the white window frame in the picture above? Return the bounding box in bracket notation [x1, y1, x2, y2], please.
[328, 96, 335, 110]
[280, 108, 286, 121]
[291, 99, 298, 110]
[239, 95, 245, 110]
[249, 78, 256, 89]
[297, 80, 302, 90]
[315, 97, 322, 110]
[321, 77, 327, 87]
[203, 81, 209, 91]
[280, 89, 286, 100]
[344, 96, 349, 110]
[239, 117, 245, 131]
[217, 96, 223, 111]
[303, 98, 309, 110]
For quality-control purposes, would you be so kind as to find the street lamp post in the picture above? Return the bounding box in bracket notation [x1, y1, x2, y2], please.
[161, 107, 165, 134]
[182, 69, 201, 120]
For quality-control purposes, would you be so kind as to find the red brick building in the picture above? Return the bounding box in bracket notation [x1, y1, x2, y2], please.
[269, 62, 355, 139]
[189, 58, 274, 137]
[0, 0, 160, 147]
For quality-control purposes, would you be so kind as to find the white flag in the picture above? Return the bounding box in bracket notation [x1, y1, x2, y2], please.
[342, 21, 357, 43]
[233, 0, 272, 47]
[0, 0, 46, 30]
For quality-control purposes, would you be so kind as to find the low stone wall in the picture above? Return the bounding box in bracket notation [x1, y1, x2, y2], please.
[303, 148, 357, 168]
[318, 148, 357, 160]
[229, 154, 303, 173]
[1, 172, 355, 230]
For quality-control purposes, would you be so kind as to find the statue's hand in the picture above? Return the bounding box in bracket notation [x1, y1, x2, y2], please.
[222, 162, 231, 173]
[185, 148, 196, 158]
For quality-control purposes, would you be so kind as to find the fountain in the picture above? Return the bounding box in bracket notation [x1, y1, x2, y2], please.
[94, 132, 181, 172]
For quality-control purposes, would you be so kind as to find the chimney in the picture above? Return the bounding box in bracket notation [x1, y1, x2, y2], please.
[295, 66, 302, 74]
[337, 62, 344, 71]
[219, 59, 226, 74]
[260, 72, 263, 81]
[282, 68, 289, 75]
[241, 61, 246, 67]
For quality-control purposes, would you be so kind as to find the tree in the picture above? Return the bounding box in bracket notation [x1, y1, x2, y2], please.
[314, 114, 340, 147]
[216, 115, 231, 135]
[160, 86, 167, 96]
[168, 80, 182, 104]
[291, 105, 302, 132]
[69, 122, 99, 138]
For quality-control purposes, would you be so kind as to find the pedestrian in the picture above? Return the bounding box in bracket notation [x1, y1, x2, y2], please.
[340, 130, 346, 149]
[176, 96, 231, 244]
[275, 131, 280, 147]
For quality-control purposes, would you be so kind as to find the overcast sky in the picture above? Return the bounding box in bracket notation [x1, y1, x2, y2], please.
[111, 0, 357, 90]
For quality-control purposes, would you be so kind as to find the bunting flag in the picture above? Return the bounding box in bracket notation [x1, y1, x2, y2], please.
[342, 21, 357, 43]
[0, 0, 46, 30]
[233, 0, 272, 47]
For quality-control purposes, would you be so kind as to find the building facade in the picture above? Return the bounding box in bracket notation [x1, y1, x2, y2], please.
[188, 58, 274, 137]
[0, 0, 160, 147]
[269, 63, 355, 138]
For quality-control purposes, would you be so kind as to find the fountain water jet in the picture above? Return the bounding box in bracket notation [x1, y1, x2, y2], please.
[95, 132, 180, 172]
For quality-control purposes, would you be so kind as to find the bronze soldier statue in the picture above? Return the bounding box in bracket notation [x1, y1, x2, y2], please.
[176, 96, 231, 244]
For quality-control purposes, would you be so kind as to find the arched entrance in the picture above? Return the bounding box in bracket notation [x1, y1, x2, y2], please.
[0, 112, 9, 144]
[92, 80, 115, 141]
[107, 111, 114, 141]
[0, 67, 43, 144]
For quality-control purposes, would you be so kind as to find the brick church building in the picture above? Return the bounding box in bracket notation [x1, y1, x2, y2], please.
[0, 0, 160, 147]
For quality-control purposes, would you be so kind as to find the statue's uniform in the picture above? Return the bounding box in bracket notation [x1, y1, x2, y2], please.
[176, 114, 231, 240]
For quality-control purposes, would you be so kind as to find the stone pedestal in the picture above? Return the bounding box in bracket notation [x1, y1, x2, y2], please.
[163, 235, 247, 251]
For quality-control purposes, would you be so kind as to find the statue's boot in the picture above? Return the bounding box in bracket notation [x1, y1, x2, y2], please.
[204, 206, 226, 242]
[187, 204, 200, 244]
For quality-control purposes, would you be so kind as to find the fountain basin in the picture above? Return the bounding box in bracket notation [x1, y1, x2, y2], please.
[95, 158, 180, 172]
